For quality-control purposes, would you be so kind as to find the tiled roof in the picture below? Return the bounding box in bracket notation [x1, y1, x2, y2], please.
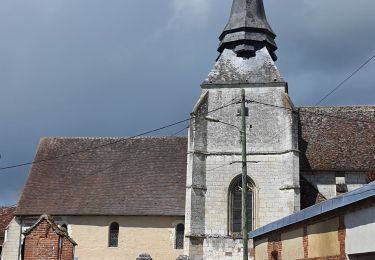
[298, 106, 375, 171]
[0, 206, 16, 244]
[16, 137, 188, 216]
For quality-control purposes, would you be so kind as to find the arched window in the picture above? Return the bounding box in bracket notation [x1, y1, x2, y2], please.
[175, 223, 184, 249]
[229, 176, 254, 234]
[108, 222, 119, 247]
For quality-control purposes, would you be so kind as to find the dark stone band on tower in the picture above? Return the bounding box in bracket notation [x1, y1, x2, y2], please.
[218, 0, 278, 60]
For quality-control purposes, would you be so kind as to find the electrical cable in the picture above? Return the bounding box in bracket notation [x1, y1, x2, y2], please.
[206, 163, 233, 172]
[247, 99, 375, 125]
[0, 100, 239, 172]
[315, 53, 375, 105]
[2, 64, 375, 172]
[172, 126, 189, 136]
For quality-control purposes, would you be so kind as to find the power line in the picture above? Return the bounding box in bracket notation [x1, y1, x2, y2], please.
[243, 52, 375, 151]
[0, 119, 189, 171]
[248, 99, 375, 125]
[0, 100, 239, 172]
[93, 50, 375, 176]
[2, 76, 374, 173]
[315, 53, 375, 105]
[84, 125, 191, 176]
[172, 126, 189, 136]
[245, 99, 375, 152]
[206, 162, 233, 172]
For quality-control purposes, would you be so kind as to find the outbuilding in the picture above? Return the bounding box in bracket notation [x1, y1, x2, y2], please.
[250, 181, 375, 260]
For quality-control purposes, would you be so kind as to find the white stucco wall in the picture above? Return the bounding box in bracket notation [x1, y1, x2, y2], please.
[1, 218, 21, 260]
[64, 215, 184, 260]
[345, 206, 375, 255]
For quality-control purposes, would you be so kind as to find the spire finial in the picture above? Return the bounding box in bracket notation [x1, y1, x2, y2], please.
[218, 0, 278, 60]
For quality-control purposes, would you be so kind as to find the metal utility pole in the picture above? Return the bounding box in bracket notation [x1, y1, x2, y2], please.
[241, 88, 249, 260]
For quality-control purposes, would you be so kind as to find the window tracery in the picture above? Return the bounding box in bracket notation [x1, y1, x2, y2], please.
[229, 176, 254, 235]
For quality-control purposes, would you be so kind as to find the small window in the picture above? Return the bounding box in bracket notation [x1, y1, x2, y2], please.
[175, 224, 184, 249]
[108, 222, 119, 247]
[336, 183, 348, 195]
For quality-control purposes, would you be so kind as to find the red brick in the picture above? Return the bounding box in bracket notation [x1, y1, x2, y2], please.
[23, 217, 75, 260]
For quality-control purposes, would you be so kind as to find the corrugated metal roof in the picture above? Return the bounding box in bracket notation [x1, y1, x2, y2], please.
[250, 181, 375, 238]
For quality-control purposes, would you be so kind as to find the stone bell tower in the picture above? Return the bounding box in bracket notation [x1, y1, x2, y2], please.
[184, 0, 300, 259]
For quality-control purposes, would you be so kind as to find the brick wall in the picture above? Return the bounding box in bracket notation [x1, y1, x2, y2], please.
[60, 237, 74, 260]
[23, 218, 74, 260]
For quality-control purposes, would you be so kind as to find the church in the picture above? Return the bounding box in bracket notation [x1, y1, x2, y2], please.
[2, 0, 374, 260]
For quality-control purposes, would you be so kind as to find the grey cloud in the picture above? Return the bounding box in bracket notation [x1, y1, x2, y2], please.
[0, 0, 374, 205]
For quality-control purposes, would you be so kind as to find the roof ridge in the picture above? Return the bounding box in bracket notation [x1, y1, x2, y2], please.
[0, 205, 17, 208]
[41, 136, 188, 140]
[298, 105, 375, 109]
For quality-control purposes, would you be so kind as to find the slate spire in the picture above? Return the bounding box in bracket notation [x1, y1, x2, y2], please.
[218, 0, 278, 60]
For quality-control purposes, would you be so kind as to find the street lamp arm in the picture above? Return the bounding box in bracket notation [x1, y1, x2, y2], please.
[205, 116, 240, 131]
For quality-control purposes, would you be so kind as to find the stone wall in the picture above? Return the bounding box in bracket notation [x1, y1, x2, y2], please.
[185, 84, 300, 259]
[302, 171, 367, 200]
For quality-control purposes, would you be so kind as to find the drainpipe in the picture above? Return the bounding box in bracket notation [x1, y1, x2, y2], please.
[58, 236, 62, 260]
[17, 217, 23, 260]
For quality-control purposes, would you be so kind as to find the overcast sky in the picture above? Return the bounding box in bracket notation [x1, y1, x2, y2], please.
[1, 0, 375, 206]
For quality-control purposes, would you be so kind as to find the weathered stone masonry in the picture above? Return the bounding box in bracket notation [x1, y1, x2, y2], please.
[184, 38, 301, 259]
